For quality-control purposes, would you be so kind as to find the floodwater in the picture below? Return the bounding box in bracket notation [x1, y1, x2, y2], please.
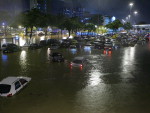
[1, 44, 150, 113]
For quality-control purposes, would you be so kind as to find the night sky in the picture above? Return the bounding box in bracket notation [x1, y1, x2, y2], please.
[63, 0, 150, 23]
[0, 0, 150, 23]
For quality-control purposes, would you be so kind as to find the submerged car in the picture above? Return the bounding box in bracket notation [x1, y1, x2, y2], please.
[50, 52, 64, 62]
[70, 57, 87, 68]
[3, 44, 21, 53]
[28, 43, 41, 50]
[0, 76, 31, 97]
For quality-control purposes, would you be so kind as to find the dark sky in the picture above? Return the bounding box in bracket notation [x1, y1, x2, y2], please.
[0, 0, 150, 23]
[63, 0, 150, 23]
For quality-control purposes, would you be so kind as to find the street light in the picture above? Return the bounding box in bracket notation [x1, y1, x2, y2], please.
[134, 11, 138, 15]
[129, 2, 134, 7]
[129, 2, 134, 24]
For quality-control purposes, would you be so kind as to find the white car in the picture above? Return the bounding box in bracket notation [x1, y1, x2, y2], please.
[70, 57, 86, 68]
[0, 76, 31, 97]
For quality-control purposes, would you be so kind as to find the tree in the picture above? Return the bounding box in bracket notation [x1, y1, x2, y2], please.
[96, 26, 108, 35]
[59, 17, 83, 37]
[123, 22, 132, 31]
[84, 23, 96, 32]
[19, 8, 45, 42]
[89, 14, 104, 26]
[105, 19, 123, 31]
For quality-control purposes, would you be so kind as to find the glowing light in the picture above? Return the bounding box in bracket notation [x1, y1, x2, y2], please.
[129, 2, 134, 7]
[18, 25, 22, 29]
[62, 37, 67, 39]
[19, 37, 26, 46]
[40, 36, 45, 41]
[134, 11, 138, 15]
[69, 35, 73, 39]
[15, 35, 19, 40]
[2, 22, 5, 26]
[70, 49, 77, 54]
[111, 16, 116, 22]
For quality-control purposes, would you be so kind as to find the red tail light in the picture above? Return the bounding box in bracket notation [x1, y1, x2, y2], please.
[7, 93, 12, 97]
[108, 51, 112, 54]
[80, 64, 83, 67]
[104, 50, 106, 54]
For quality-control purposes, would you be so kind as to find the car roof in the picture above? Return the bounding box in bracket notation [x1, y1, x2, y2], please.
[0, 77, 19, 85]
[52, 52, 62, 55]
[74, 57, 84, 60]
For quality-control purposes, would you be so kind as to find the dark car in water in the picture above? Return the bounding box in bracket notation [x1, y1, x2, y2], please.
[28, 43, 41, 50]
[3, 44, 21, 53]
[50, 52, 64, 62]
[39, 40, 47, 47]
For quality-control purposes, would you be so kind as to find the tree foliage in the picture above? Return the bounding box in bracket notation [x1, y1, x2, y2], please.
[123, 22, 132, 30]
[59, 17, 83, 36]
[84, 23, 96, 32]
[89, 14, 104, 26]
[105, 19, 123, 31]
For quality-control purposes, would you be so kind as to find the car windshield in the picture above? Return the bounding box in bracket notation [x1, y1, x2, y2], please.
[73, 60, 82, 64]
[0, 84, 11, 94]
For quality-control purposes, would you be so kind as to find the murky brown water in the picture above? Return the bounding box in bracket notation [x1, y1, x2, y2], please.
[1, 44, 150, 113]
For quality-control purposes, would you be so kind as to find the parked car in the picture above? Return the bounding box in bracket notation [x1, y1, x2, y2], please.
[3, 44, 21, 53]
[50, 52, 64, 62]
[39, 40, 47, 47]
[28, 43, 41, 50]
[69, 45, 77, 49]
[70, 57, 87, 68]
[1, 43, 11, 50]
[94, 42, 104, 49]
[104, 41, 113, 47]
[47, 39, 60, 46]
[0, 76, 31, 97]
[49, 44, 60, 50]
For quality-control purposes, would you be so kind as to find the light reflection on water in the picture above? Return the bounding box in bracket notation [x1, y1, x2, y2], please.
[70, 49, 77, 54]
[2, 54, 8, 62]
[122, 47, 136, 72]
[88, 70, 102, 86]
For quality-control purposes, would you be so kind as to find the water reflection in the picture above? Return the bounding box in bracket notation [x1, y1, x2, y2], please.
[19, 50, 27, 69]
[88, 70, 102, 86]
[84, 46, 91, 54]
[122, 47, 136, 72]
[69, 48, 77, 54]
[2, 54, 8, 62]
[47, 48, 51, 60]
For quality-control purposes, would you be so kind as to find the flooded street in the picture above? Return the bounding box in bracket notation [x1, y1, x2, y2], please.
[1, 44, 150, 113]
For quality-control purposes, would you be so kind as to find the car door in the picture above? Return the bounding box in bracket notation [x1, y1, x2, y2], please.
[14, 81, 22, 92]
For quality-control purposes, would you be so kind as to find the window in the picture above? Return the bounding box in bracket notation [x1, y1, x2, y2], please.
[0, 84, 11, 94]
[73, 60, 82, 64]
[15, 81, 21, 90]
[19, 79, 27, 85]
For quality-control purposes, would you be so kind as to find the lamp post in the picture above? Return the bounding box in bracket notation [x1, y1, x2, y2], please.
[129, 2, 134, 24]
